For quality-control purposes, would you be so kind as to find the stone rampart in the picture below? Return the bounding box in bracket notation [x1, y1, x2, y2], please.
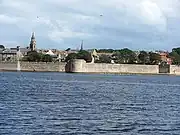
[170, 65, 180, 75]
[0, 62, 66, 72]
[1, 60, 180, 75]
[65, 59, 159, 74]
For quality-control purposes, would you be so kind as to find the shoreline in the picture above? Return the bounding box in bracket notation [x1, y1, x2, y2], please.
[0, 69, 177, 76]
[0, 69, 65, 73]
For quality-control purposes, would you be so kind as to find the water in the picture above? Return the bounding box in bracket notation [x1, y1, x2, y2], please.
[0, 72, 180, 135]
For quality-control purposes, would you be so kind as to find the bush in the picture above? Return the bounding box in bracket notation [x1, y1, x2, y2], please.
[22, 51, 53, 62]
[95, 54, 111, 63]
[65, 50, 92, 63]
[41, 54, 53, 62]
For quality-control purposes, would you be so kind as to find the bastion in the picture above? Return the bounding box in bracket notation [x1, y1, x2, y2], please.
[65, 59, 180, 75]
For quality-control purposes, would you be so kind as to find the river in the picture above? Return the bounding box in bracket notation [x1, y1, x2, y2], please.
[0, 72, 180, 134]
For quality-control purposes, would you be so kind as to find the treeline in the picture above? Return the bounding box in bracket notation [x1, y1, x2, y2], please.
[97, 48, 162, 65]
[21, 51, 53, 62]
[66, 47, 180, 65]
[66, 48, 162, 64]
[169, 48, 180, 65]
[65, 50, 92, 62]
[20, 47, 180, 65]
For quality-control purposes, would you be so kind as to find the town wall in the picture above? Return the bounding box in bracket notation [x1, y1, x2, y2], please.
[170, 65, 180, 75]
[0, 62, 66, 72]
[65, 59, 159, 74]
[1, 60, 180, 75]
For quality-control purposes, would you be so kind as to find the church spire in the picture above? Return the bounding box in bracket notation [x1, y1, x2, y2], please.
[31, 32, 35, 39]
[80, 40, 83, 51]
[29, 32, 36, 51]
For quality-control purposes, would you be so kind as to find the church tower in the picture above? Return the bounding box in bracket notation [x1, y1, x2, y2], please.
[29, 32, 36, 51]
[80, 40, 83, 51]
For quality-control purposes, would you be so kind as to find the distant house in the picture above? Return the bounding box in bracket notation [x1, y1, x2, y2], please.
[0, 47, 30, 62]
[46, 50, 57, 58]
[167, 58, 173, 65]
[10, 47, 30, 56]
[158, 52, 172, 65]
[0, 48, 17, 61]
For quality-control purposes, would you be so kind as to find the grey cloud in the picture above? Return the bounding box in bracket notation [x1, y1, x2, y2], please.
[0, 0, 180, 51]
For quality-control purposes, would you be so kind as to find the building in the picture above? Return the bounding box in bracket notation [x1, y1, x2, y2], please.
[158, 52, 172, 65]
[0, 46, 30, 62]
[29, 32, 36, 51]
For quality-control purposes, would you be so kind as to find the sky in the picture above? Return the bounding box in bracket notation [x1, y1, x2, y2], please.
[0, 0, 180, 51]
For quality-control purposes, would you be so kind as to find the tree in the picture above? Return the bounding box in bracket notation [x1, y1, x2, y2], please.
[172, 48, 180, 55]
[95, 54, 111, 63]
[65, 53, 77, 62]
[169, 51, 180, 65]
[26, 51, 41, 62]
[22, 51, 53, 62]
[41, 54, 53, 62]
[76, 50, 92, 63]
[113, 48, 137, 64]
[97, 49, 114, 53]
[149, 52, 161, 64]
[0, 45, 5, 49]
[65, 50, 92, 63]
[138, 51, 149, 64]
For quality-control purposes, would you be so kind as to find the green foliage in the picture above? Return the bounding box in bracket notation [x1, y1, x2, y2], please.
[97, 49, 114, 53]
[138, 51, 149, 64]
[22, 51, 53, 62]
[169, 48, 180, 65]
[95, 54, 111, 63]
[149, 52, 161, 64]
[172, 48, 180, 55]
[65, 50, 92, 63]
[113, 48, 137, 64]
[41, 54, 53, 62]
[65, 53, 77, 62]
[76, 50, 92, 62]
[26, 51, 41, 62]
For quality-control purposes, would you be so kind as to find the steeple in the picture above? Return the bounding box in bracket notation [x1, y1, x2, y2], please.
[80, 40, 83, 51]
[29, 32, 36, 51]
[31, 32, 35, 39]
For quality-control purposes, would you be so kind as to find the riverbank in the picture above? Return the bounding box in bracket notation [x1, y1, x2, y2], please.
[65, 59, 180, 75]
[0, 61, 180, 75]
[0, 69, 174, 76]
[0, 62, 66, 72]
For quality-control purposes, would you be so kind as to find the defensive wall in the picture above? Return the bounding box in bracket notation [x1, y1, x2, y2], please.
[0, 62, 66, 72]
[1, 60, 180, 75]
[65, 59, 180, 75]
[170, 65, 180, 75]
[65, 59, 159, 74]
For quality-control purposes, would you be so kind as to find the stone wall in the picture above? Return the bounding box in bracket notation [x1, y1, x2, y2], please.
[170, 65, 180, 75]
[1, 60, 180, 75]
[65, 59, 159, 74]
[85, 63, 159, 74]
[0, 62, 66, 72]
[0, 62, 17, 71]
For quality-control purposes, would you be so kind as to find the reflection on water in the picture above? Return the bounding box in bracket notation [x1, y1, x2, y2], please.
[0, 72, 180, 134]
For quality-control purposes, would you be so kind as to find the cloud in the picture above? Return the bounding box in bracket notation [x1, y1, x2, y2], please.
[0, 0, 180, 50]
[0, 14, 21, 24]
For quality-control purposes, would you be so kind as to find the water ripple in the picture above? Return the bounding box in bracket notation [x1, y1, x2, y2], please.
[0, 72, 180, 134]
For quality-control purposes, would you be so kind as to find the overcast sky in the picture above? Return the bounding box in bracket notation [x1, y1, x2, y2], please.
[0, 0, 180, 51]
